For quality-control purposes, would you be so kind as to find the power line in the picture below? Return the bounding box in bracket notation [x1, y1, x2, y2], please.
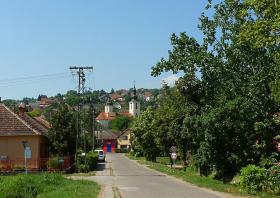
[0, 72, 69, 83]
[0, 75, 70, 88]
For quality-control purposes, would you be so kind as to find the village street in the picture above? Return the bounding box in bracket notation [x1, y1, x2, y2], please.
[78, 154, 238, 198]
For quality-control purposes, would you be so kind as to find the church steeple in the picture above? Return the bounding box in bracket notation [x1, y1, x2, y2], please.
[133, 81, 137, 100]
[129, 82, 140, 117]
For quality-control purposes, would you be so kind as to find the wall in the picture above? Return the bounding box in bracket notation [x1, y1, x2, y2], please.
[0, 135, 43, 169]
[102, 139, 116, 153]
[117, 132, 131, 149]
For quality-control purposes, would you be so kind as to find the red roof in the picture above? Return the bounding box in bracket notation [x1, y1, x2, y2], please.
[119, 111, 133, 117]
[0, 104, 49, 136]
[96, 112, 116, 120]
[96, 111, 133, 121]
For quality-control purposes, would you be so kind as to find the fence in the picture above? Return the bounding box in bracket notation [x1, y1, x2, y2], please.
[0, 157, 72, 172]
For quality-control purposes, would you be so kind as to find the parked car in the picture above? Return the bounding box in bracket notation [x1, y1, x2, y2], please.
[95, 149, 106, 162]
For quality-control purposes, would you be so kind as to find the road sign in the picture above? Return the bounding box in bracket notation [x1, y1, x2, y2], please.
[171, 153, 177, 160]
[25, 147, 32, 159]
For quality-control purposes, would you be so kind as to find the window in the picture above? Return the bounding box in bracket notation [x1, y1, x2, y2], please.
[121, 136, 128, 140]
[136, 103, 138, 109]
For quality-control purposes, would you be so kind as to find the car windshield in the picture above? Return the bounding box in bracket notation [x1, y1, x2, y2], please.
[98, 151, 104, 155]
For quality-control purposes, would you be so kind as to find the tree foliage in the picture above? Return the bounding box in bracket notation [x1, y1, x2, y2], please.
[132, 0, 280, 180]
[110, 115, 132, 131]
[48, 103, 76, 156]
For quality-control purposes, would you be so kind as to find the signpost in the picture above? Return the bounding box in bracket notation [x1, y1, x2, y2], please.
[22, 141, 31, 175]
[170, 146, 177, 168]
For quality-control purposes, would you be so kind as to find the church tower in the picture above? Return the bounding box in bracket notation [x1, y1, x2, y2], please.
[105, 100, 113, 113]
[129, 83, 140, 117]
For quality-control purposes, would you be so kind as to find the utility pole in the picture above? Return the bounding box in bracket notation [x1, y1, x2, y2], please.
[69, 66, 93, 169]
[92, 106, 95, 150]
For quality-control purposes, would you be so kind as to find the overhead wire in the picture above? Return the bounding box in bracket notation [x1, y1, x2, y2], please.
[0, 72, 71, 88]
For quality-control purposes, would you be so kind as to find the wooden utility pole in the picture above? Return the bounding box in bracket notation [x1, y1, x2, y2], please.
[92, 106, 95, 150]
[69, 66, 93, 169]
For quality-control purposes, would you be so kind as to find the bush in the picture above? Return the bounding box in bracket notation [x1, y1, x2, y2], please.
[76, 151, 98, 173]
[13, 164, 25, 171]
[267, 165, 280, 194]
[77, 164, 90, 173]
[240, 165, 267, 194]
[47, 157, 61, 170]
[87, 151, 98, 170]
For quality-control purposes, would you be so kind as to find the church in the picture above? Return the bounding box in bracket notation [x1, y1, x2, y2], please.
[96, 85, 140, 129]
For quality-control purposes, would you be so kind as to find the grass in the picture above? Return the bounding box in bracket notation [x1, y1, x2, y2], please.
[0, 173, 100, 198]
[68, 171, 96, 177]
[127, 154, 280, 198]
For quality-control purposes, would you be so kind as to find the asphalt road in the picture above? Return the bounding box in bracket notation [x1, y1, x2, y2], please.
[88, 154, 231, 198]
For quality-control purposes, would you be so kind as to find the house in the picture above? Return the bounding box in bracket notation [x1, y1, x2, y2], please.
[37, 94, 53, 108]
[110, 93, 125, 102]
[96, 129, 132, 153]
[97, 130, 122, 153]
[117, 128, 132, 151]
[144, 91, 154, 101]
[96, 85, 140, 129]
[0, 102, 50, 170]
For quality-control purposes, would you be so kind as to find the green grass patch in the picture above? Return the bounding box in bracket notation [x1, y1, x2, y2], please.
[0, 173, 100, 198]
[127, 154, 279, 198]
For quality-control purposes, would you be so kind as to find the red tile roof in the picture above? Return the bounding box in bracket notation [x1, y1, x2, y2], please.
[119, 111, 133, 117]
[0, 104, 49, 136]
[96, 111, 133, 121]
[96, 112, 116, 120]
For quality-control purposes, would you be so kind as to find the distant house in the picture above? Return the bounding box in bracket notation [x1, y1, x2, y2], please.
[0, 103, 50, 170]
[117, 129, 132, 151]
[110, 93, 125, 102]
[96, 85, 140, 129]
[96, 129, 132, 153]
[37, 95, 53, 108]
[144, 91, 154, 101]
[97, 130, 122, 153]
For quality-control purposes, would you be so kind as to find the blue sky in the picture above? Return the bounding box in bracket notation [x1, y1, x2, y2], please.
[0, 0, 206, 99]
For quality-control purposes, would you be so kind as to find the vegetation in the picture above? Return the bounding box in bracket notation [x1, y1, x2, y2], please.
[240, 164, 280, 195]
[110, 115, 132, 131]
[131, 0, 280, 196]
[76, 151, 99, 173]
[0, 173, 100, 198]
[27, 108, 42, 117]
[47, 104, 76, 156]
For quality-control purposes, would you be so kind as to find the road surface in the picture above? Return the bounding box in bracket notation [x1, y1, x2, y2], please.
[79, 154, 238, 198]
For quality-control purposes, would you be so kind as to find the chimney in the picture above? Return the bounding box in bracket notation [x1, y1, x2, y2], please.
[18, 102, 26, 116]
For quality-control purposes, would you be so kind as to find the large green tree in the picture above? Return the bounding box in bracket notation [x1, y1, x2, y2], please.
[48, 104, 76, 156]
[149, 0, 279, 179]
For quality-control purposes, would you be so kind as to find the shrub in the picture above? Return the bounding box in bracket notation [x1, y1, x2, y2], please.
[13, 164, 25, 171]
[267, 165, 280, 194]
[76, 151, 98, 173]
[240, 165, 267, 194]
[87, 151, 98, 170]
[47, 157, 61, 170]
[77, 164, 90, 173]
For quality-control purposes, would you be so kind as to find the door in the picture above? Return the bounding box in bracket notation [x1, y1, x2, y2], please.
[106, 143, 112, 153]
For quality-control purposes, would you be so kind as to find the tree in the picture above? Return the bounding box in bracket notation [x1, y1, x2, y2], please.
[131, 107, 160, 161]
[47, 104, 76, 156]
[110, 88, 115, 94]
[149, 0, 279, 179]
[111, 115, 132, 131]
